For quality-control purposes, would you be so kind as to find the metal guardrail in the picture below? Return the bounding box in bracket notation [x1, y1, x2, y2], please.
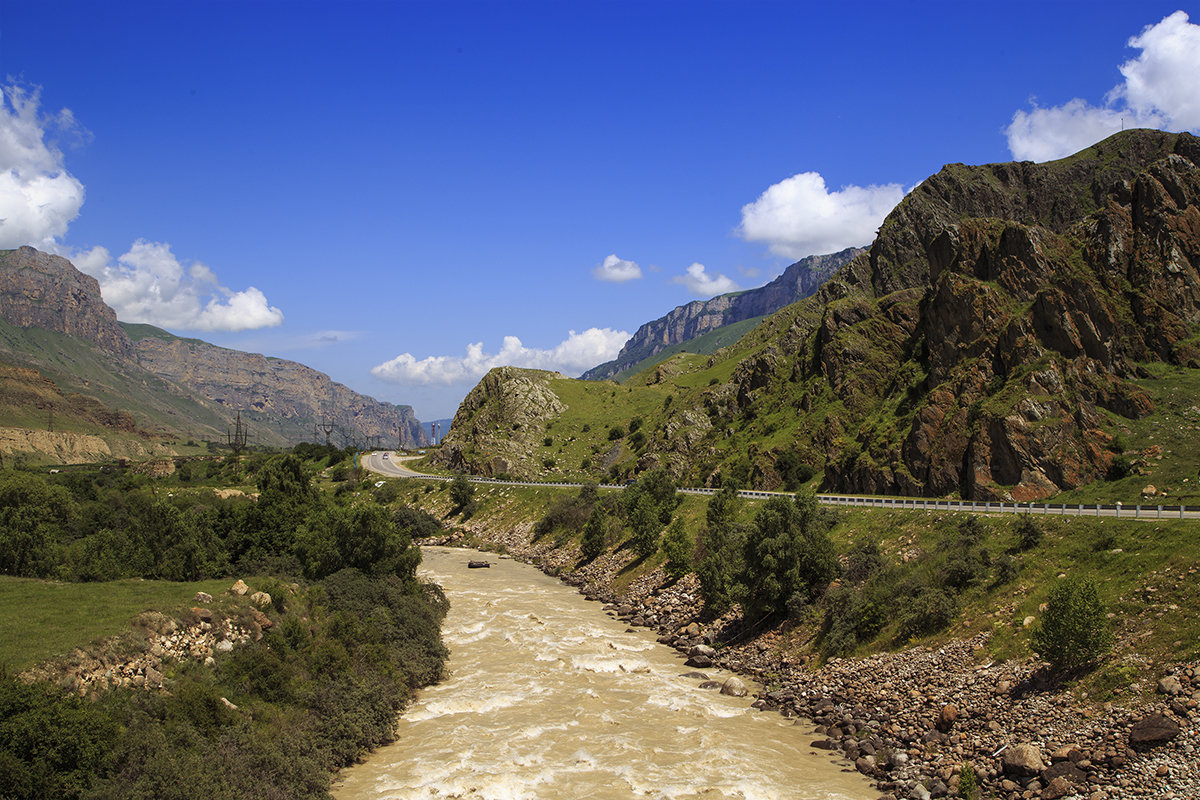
[370, 453, 1197, 520]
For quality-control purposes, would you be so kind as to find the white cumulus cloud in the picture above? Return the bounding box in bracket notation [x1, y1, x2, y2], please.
[1006, 11, 1200, 162]
[672, 262, 739, 297]
[738, 172, 904, 260]
[593, 253, 643, 282]
[72, 240, 284, 332]
[0, 83, 86, 250]
[1, 81, 283, 333]
[371, 327, 629, 386]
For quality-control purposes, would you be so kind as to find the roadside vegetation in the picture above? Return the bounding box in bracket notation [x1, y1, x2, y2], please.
[404, 476, 1199, 701]
[0, 445, 448, 799]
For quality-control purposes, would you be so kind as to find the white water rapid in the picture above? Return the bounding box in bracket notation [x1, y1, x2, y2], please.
[332, 546, 875, 800]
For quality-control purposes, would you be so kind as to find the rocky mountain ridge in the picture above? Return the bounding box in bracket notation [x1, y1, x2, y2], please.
[0, 247, 427, 450]
[131, 331, 426, 448]
[583, 247, 864, 381]
[671, 129, 1200, 499]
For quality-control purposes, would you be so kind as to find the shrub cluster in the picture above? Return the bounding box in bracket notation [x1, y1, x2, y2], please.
[0, 453, 444, 584]
[0, 568, 447, 799]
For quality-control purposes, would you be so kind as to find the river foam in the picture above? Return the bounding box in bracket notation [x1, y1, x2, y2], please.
[332, 547, 875, 800]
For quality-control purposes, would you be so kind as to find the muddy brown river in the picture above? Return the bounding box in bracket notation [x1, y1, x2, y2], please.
[332, 546, 875, 799]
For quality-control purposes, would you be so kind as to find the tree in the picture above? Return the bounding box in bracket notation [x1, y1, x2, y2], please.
[1031, 575, 1113, 674]
[742, 490, 837, 623]
[295, 503, 421, 581]
[627, 492, 661, 558]
[697, 485, 746, 617]
[660, 517, 693, 579]
[448, 474, 476, 518]
[0, 472, 75, 577]
[580, 505, 608, 562]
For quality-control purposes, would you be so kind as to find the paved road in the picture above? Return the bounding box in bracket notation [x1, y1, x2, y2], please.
[362, 451, 1200, 521]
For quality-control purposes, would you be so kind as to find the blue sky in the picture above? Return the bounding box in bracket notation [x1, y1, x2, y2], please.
[2, 1, 1198, 420]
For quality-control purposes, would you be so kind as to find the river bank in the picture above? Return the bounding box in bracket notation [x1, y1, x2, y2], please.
[422, 518, 1199, 800]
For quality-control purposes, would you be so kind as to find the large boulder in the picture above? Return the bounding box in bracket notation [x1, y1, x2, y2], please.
[1001, 743, 1045, 776]
[1129, 712, 1181, 747]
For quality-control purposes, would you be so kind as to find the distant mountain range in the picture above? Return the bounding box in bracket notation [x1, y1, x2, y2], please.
[0, 246, 427, 459]
[582, 247, 865, 381]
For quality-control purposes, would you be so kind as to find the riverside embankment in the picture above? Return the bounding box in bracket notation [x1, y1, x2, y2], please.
[418, 518, 1199, 800]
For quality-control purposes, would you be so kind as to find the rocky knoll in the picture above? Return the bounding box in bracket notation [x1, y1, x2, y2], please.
[132, 332, 427, 448]
[24, 580, 275, 697]
[653, 130, 1200, 500]
[430, 366, 566, 479]
[583, 247, 864, 381]
[0, 247, 133, 358]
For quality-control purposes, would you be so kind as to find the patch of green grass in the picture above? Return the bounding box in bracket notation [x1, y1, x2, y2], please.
[0, 576, 239, 671]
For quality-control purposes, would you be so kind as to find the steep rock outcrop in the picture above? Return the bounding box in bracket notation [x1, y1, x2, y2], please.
[0, 247, 133, 358]
[431, 367, 566, 479]
[583, 247, 864, 380]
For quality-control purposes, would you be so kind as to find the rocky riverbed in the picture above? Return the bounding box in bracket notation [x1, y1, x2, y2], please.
[425, 524, 1199, 800]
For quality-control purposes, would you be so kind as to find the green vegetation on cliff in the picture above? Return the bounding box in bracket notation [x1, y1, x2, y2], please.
[435, 131, 1200, 507]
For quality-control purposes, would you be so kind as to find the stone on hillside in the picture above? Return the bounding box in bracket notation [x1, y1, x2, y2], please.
[1158, 675, 1183, 695]
[1129, 712, 1181, 747]
[250, 591, 272, 607]
[230, 579, 249, 596]
[1041, 776, 1074, 800]
[215, 639, 234, 653]
[936, 703, 958, 732]
[194, 591, 213, 604]
[1042, 761, 1086, 785]
[144, 666, 162, 689]
[1001, 743, 1044, 776]
[192, 607, 213, 622]
[720, 677, 748, 697]
[908, 784, 931, 800]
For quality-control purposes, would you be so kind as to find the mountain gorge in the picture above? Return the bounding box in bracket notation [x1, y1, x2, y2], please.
[582, 247, 864, 381]
[440, 130, 1200, 501]
[0, 246, 427, 455]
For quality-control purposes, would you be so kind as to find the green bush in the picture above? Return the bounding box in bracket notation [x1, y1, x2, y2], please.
[580, 505, 608, 562]
[1015, 515, 1043, 551]
[660, 517, 693, 579]
[698, 486, 746, 617]
[898, 587, 956, 642]
[1031, 575, 1113, 673]
[957, 762, 980, 800]
[742, 491, 838, 622]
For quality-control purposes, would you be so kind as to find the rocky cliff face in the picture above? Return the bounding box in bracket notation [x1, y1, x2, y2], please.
[582, 247, 864, 380]
[132, 334, 428, 448]
[666, 130, 1200, 500]
[430, 366, 566, 479]
[0, 247, 134, 358]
